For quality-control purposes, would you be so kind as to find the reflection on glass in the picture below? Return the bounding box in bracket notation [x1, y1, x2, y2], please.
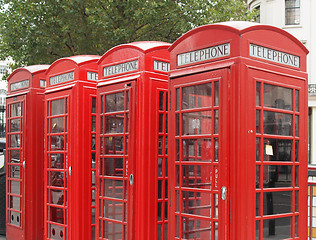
[92, 116, 96, 132]
[295, 115, 299, 137]
[10, 119, 21, 132]
[104, 158, 123, 176]
[105, 115, 124, 133]
[10, 134, 21, 148]
[295, 141, 299, 162]
[256, 221, 260, 240]
[263, 191, 292, 215]
[263, 217, 291, 239]
[106, 92, 125, 113]
[50, 171, 64, 187]
[263, 139, 292, 162]
[256, 110, 260, 133]
[215, 81, 219, 106]
[182, 165, 211, 189]
[50, 189, 64, 205]
[10, 166, 20, 178]
[264, 84, 292, 110]
[182, 191, 212, 216]
[51, 117, 65, 133]
[51, 99, 65, 116]
[181, 216, 211, 239]
[50, 207, 64, 224]
[10, 181, 20, 195]
[159, 91, 164, 111]
[295, 191, 298, 212]
[176, 88, 180, 111]
[92, 97, 96, 113]
[256, 193, 260, 216]
[104, 179, 123, 199]
[256, 138, 260, 162]
[263, 165, 292, 188]
[264, 111, 292, 136]
[214, 110, 219, 134]
[159, 114, 164, 133]
[10, 150, 20, 163]
[182, 111, 212, 135]
[10, 103, 21, 117]
[256, 82, 261, 106]
[176, 114, 179, 136]
[50, 154, 64, 169]
[295, 166, 299, 187]
[182, 83, 212, 109]
[10, 196, 20, 210]
[182, 138, 212, 162]
[256, 166, 260, 188]
[103, 199, 123, 221]
[50, 135, 64, 150]
[103, 222, 122, 239]
[104, 137, 124, 154]
[295, 90, 299, 112]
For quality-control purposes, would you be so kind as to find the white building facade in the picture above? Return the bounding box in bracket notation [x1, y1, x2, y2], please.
[247, 0, 316, 164]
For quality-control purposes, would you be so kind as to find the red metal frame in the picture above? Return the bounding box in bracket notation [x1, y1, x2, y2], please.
[44, 55, 100, 240]
[6, 65, 49, 240]
[96, 41, 170, 240]
[168, 22, 308, 240]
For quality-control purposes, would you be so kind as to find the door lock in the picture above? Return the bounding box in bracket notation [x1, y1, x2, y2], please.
[221, 186, 227, 200]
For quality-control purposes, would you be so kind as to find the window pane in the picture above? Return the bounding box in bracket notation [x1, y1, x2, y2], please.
[182, 111, 212, 135]
[104, 158, 123, 177]
[50, 154, 64, 169]
[10, 134, 21, 148]
[263, 217, 291, 239]
[263, 112, 292, 136]
[51, 99, 65, 116]
[182, 165, 211, 189]
[105, 92, 124, 113]
[10, 119, 21, 132]
[10, 103, 21, 117]
[182, 83, 212, 109]
[105, 114, 124, 133]
[264, 84, 292, 110]
[263, 139, 292, 162]
[182, 138, 212, 162]
[263, 165, 292, 188]
[104, 137, 124, 154]
[51, 117, 65, 133]
[50, 135, 64, 150]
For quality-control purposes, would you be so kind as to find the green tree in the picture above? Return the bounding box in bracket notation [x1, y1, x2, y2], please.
[0, 0, 256, 69]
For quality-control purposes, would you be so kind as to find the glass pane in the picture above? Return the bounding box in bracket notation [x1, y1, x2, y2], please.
[50, 135, 64, 150]
[51, 99, 65, 116]
[256, 221, 260, 240]
[105, 92, 124, 113]
[10, 150, 20, 163]
[10, 166, 20, 178]
[103, 222, 122, 239]
[51, 117, 65, 133]
[295, 115, 299, 137]
[10, 134, 21, 148]
[50, 207, 64, 224]
[214, 110, 219, 134]
[103, 179, 123, 199]
[256, 193, 260, 216]
[50, 171, 65, 187]
[10, 119, 21, 132]
[105, 114, 124, 133]
[10, 196, 20, 210]
[214, 81, 219, 106]
[263, 111, 292, 136]
[256, 82, 261, 106]
[10, 180, 20, 195]
[92, 97, 96, 113]
[256, 166, 260, 188]
[295, 141, 299, 162]
[10, 103, 21, 117]
[50, 189, 64, 205]
[101, 95, 104, 113]
[176, 88, 180, 111]
[181, 217, 211, 239]
[295, 90, 299, 112]
[50, 154, 64, 169]
[159, 91, 164, 111]
[104, 137, 124, 154]
[182, 111, 212, 135]
[182, 83, 212, 109]
[103, 200, 123, 221]
[104, 158, 123, 176]
[159, 114, 164, 133]
[182, 138, 212, 162]
[263, 217, 291, 239]
[263, 139, 292, 162]
[263, 192, 292, 215]
[264, 84, 292, 110]
[182, 191, 212, 216]
[263, 165, 292, 188]
[182, 165, 211, 189]
[256, 138, 261, 162]
[256, 110, 260, 133]
[92, 116, 96, 132]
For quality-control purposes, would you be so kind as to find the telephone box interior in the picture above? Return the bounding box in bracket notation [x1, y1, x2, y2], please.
[168, 21, 308, 240]
[96, 41, 170, 240]
[44, 55, 99, 240]
[6, 65, 49, 240]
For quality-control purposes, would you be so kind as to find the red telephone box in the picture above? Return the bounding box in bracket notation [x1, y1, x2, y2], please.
[96, 41, 170, 240]
[6, 65, 49, 240]
[168, 21, 308, 240]
[44, 55, 100, 240]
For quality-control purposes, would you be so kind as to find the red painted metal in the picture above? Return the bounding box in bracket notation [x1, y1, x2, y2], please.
[96, 41, 170, 240]
[6, 65, 49, 240]
[44, 55, 100, 240]
[168, 21, 309, 240]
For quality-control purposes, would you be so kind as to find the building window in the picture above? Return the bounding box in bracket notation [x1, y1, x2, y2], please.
[255, 6, 260, 23]
[285, 0, 300, 25]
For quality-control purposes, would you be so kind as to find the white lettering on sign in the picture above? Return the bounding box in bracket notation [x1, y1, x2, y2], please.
[10, 80, 29, 91]
[154, 60, 170, 72]
[249, 44, 300, 68]
[103, 60, 139, 77]
[87, 71, 98, 81]
[177, 43, 230, 66]
[50, 71, 75, 85]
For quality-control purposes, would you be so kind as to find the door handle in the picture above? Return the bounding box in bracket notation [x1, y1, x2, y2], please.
[221, 186, 227, 200]
[22, 161, 25, 169]
[68, 166, 72, 176]
[129, 174, 134, 185]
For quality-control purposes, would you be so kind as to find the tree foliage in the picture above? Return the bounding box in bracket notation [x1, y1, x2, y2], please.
[0, 0, 257, 69]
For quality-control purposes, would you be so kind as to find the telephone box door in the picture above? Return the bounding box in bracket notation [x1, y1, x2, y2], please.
[97, 81, 135, 240]
[169, 68, 230, 239]
[251, 68, 307, 239]
[45, 92, 70, 240]
[6, 95, 24, 238]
